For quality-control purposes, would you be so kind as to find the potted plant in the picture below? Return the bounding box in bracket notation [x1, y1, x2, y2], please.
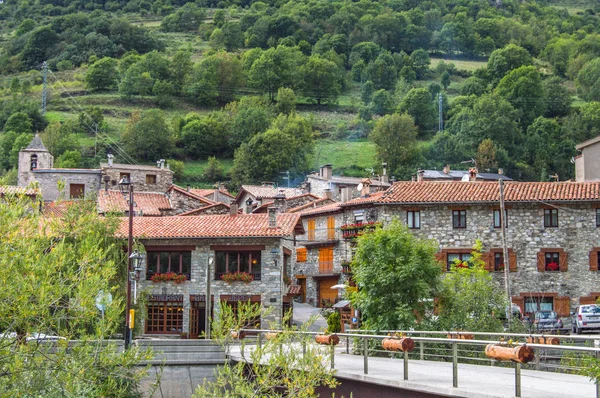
[221, 271, 254, 283]
[150, 273, 188, 284]
[341, 261, 351, 274]
[546, 262, 559, 271]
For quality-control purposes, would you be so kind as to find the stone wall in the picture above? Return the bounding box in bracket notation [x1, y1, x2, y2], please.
[137, 237, 293, 333]
[32, 170, 102, 202]
[166, 189, 211, 215]
[101, 164, 173, 193]
[18, 149, 53, 188]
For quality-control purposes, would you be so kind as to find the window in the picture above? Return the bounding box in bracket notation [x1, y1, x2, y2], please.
[452, 210, 466, 229]
[318, 246, 334, 273]
[446, 253, 472, 271]
[119, 172, 131, 183]
[146, 251, 191, 279]
[407, 211, 420, 229]
[146, 174, 157, 184]
[596, 209, 600, 227]
[215, 251, 261, 280]
[69, 184, 85, 199]
[30, 154, 37, 170]
[327, 216, 335, 240]
[493, 209, 507, 228]
[544, 209, 558, 228]
[296, 247, 307, 262]
[307, 219, 316, 241]
[353, 210, 364, 224]
[146, 301, 184, 334]
[545, 252, 560, 272]
[494, 252, 505, 272]
[524, 296, 553, 313]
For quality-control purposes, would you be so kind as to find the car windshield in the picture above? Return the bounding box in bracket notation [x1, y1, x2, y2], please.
[581, 306, 600, 314]
[536, 311, 557, 320]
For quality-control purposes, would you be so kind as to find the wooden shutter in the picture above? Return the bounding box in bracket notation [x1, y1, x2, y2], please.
[307, 219, 315, 241]
[554, 296, 571, 317]
[296, 248, 307, 262]
[559, 251, 568, 272]
[536, 252, 545, 272]
[434, 252, 446, 272]
[327, 216, 335, 240]
[580, 296, 597, 305]
[509, 250, 517, 272]
[512, 296, 524, 315]
[590, 249, 599, 271]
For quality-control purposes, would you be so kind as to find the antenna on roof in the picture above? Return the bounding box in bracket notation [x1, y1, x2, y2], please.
[460, 158, 476, 165]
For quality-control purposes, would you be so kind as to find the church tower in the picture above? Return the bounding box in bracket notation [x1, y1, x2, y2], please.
[18, 134, 53, 187]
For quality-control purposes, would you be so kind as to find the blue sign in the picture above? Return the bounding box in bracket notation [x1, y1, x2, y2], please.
[351, 317, 358, 323]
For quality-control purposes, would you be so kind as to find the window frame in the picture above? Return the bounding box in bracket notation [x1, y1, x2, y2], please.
[145, 301, 184, 334]
[30, 154, 38, 170]
[327, 216, 336, 240]
[596, 208, 600, 228]
[146, 250, 192, 280]
[146, 174, 157, 184]
[446, 252, 472, 271]
[544, 208, 558, 228]
[214, 250, 262, 280]
[544, 251, 560, 272]
[307, 219, 316, 241]
[452, 210, 467, 229]
[494, 252, 505, 272]
[407, 210, 421, 229]
[493, 209, 508, 228]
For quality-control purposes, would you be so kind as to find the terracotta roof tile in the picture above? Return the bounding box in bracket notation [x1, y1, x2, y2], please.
[117, 213, 301, 239]
[297, 202, 342, 217]
[341, 191, 386, 207]
[378, 181, 600, 204]
[43, 201, 78, 217]
[288, 197, 335, 213]
[0, 185, 39, 197]
[178, 203, 231, 216]
[189, 188, 234, 199]
[238, 185, 304, 199]
[98, 190, 172, 216]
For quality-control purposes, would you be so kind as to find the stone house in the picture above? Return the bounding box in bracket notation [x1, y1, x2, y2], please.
[416, 165, 513, 182]
[575, 135, 600, 182]
[100, 160, 173, 193]
[322, 181, 600, 318]
[119, 208, 304, 337]
[234, 183, 304, 214]
[189, 187, 234, 205]
[304, 164, 391, 201]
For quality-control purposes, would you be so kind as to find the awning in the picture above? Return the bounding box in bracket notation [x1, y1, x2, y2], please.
[287, 285, 302, 296]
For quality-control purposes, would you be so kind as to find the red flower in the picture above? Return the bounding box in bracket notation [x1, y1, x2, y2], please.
[547, 262, 559, 271]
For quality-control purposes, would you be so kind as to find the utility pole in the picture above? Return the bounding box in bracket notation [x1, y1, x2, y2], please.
[42, 61, 48, 115]
[438, 92, 443, 132]
[499, 179, 512, 327]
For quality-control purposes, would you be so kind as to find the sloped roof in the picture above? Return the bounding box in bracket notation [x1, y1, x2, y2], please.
[0, 185, 39, 197]
[377, 181, 600, 204]
[42, 201, 77, 217]
[341, 190, 386, 207]
[167, 185, 216, 206]
[24, 134, 48, 151]
[297, 202, 342, 217]
[576, 135, 600, 150]
[190, 188, 234, 199]
[422, 170, 512, 181]
[98, 190, 172, 216]
[236, 185, 304, 201]
[117, 213, 303, 239]
[288, 197, 336, 214]
[178, 203, 231, 216]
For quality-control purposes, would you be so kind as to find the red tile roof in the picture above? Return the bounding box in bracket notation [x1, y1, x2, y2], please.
[378, 181, 600, 204]
[341, 191, 386, 207]
[178, 203, 231, 216]
[43, 201, 78, 217]
[0, 185, 39, 197]
[237, 185, 304, 200]
[189, 188, 234, 199]
[98, 190, 172, 216]
[117, 213, 302, 239]
[297, 202, 342, 217]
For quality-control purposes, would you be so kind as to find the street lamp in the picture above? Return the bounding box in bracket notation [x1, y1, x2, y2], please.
[119, 176, 135, 349]
[130, 250, 143, 305]
[205, 253, 214, 339]
[270, 248, 281, 327]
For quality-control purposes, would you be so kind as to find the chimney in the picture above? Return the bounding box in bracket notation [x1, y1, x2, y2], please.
[381, 162, 389, 184]
[245, 198, 253, 214]
[107, 154, 114, 167]
[340, 186, 351, 203]
[103, 175, 110, 191]
[469, 167, 478, 181]
[498, 168, 504, 175]
[361, 178, 371, 197]
[274, 192, 287, 212]
[324, 189, 332, 200]
[320, 164, 332, 180]
[268, 206, 277, 228]
[443, 164, 450, 175]
[261, 181, 275, 187]
[230, 202, 238, 216]
[160, 159, 165, 169]
[417, 169, 424, 182]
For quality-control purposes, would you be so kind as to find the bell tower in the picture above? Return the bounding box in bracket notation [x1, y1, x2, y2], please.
[18, 134, 53, 187]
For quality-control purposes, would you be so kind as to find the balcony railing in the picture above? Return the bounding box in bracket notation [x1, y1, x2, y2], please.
[215, 272, 262, 281]
[340, 222, 382, 239]
[318, 261, 334, 274]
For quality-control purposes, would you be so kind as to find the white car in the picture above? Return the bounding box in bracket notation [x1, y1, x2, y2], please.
[572, 305, 600, 334]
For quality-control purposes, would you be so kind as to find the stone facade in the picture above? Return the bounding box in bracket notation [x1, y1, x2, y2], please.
[18, 145, 53, 188]
[575, 136, 600, 182]
[306, 165, 390, 202]
[100, 163, 173, 193]
[31, 169, 102, 202]
[137, 237, 293, 335]
[166, 187, 212, 215]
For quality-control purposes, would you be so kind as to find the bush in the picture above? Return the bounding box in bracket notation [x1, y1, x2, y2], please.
[327, 311, 341, 334]
[168, 159, 184, 181]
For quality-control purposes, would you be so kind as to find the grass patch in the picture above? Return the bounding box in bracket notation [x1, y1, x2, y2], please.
[311, 139, 377, 176]
[430, 57, 487, 72]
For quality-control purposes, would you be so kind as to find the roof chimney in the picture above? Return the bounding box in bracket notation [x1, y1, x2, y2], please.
[324, 189, 333, 200]
[498, 168, 504, 175]
[268, 206, 277, 228]
[469, 167, 478, 181]
[381, 162, 389, 184]
[107, 154, 114, 167]
[320, 164, 332, 180]
[443, 164, 450, 175]
[274, 192, 287, 212]
[340, 186, 351, 203]
[261, 181, 275, 187]
[230, 202, 238, 216]
[417, 169, 424, 182]
[361, 178, 371, 197]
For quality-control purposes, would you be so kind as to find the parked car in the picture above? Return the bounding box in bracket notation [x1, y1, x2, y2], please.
[532, 311, 563, 332]
[572, 305, 600, 334]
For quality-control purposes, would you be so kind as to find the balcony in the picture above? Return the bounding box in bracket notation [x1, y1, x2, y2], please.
[215, 272, 262, 281]
[318, 261, 334, 274]
[341, 222, 382, 239]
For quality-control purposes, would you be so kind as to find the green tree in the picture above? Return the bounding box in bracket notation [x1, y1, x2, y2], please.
[0, 198, 152, 396]
[153, 80, 176, 107]
[371, 89, 394, 115]
[436, 241, 507, 332]
[370, 113, 420, 178]
[186, 52, 244, 104]
[576, 59, 600, 102]
[460, 77, 487, 96]
[55, 150, 82, 168]
[221, 22, 244, 52]
[398, 88, 437, 136]
[121, 110, 173, 161]
[496, 66, 545, 128]
[161, 3, 206, 32]
[248, 46, 305, 101]
[181, 112, 232, 159]
[409, 49, 430, 80]
[202, 156, 225, 181]
[350, 220, 440, 330]
[168, 159, 185, 181]
[85, 57, 118, 91]
[361, 81, 375, 105]
[275, 87, 296, 115]
[487, 44, 533, 84]
[209, 28, 226, 51]
[170, 50, 192, 95]
[300, 55, 341, 105]
[78, 107, 104, 135]
[213, 9, 226, 28]
[363, 52, 398, 90]
[4, 112, 33, 134]
[441, 71, 451, 89]
[476, 139, 498, 171]
[543, 77, 572, 118]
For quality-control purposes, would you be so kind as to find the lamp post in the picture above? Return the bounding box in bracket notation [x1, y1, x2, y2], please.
[130, 250, 143, 305]
[205, 253, 214, 339]
[270, 247, 281, 327]
[119, 176, 135, 349]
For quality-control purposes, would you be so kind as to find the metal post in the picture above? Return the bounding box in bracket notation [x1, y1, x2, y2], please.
[346, 335, 349, 354]
[515, 362, 522, 397]
[330, 344, 335, 370]
[499, 179, 512, 327]
[124, 185, 133, 349]
[302, 339, 306, 359]
[452, 342, 458, 388]
[205, 254, 213, 340]
[403, 350, 408, 380]
[363, 337, 369, 374]
[420, 341, 424, 361]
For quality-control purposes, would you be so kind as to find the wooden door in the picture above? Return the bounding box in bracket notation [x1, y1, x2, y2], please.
[189, 307, 206, 339]
[319, 278, 339, 307]
[298, 278, 306, 303]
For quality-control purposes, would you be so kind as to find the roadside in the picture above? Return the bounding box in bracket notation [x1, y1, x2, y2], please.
[293, 302, 328, 332]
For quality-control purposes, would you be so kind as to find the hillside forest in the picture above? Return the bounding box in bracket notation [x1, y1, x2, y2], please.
[1, 0, 600, 188]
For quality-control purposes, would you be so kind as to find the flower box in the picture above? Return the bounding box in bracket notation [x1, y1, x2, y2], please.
[546, 262, 559, 271]
[340, 222, 382, 239]
[341, 261, 352, 274]
[221, 272, 254, 283]
[150, 272, 188, 284]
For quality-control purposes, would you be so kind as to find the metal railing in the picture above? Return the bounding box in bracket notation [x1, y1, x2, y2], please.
[231, 328, 600, 398]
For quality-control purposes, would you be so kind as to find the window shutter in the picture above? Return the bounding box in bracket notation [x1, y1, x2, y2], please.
[559, 251, 568, 272]
[537, 252, 545, 272]
[511, 296, 524, 315]
[554, 296, 571, 317]
[580, 296, 596, 305]
[483, 252, 492, 272]
[296, 248, 307, 263]
[434, 252, 446, 272]
[590, 250, 599, 271]
[509, 250, 517, 272]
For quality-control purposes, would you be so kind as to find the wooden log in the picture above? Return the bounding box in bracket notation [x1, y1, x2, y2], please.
[382, 338, 415, 352]
[315, 334, 340, 345]
[544, 337, 560, 345]
[527, 336, 560, 345]
[447, 333, 474, 340]
[230, 330, 246, 340]
[264, 332, 279, 340]
[484, 344, 535, 364]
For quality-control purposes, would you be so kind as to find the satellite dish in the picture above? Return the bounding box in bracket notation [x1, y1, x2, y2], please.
[357, 183, 363, 191]
[461, 174, 470, 182]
